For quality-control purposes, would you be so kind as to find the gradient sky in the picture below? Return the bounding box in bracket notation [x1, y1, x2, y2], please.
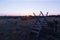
[0, 0, 60, 16]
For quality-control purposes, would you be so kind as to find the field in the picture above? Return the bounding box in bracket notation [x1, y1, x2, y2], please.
[0, 16, 60, 40]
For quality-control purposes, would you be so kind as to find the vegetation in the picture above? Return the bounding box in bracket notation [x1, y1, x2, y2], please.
[0, 15, 60, 40]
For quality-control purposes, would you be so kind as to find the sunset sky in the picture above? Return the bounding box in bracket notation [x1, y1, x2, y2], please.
[0, 0, 60, 16]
